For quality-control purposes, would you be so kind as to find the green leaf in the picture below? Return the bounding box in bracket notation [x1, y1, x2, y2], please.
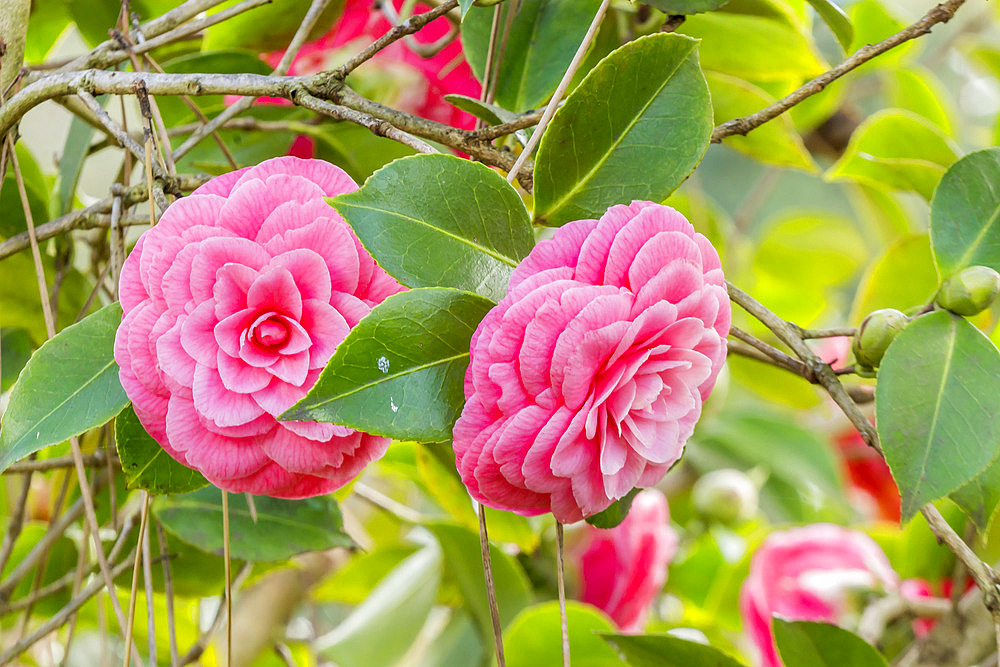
[314, 122, 417, 184]
[316, 544, 442, 667]
[680, 13, 826, 81]
[415, 444, 539, 551]
[645, 0, 732, 15]
[602, 633, 745, 667]
[24, 0, 71, 63]
[57, 97, 103, 216]
[459, 0, 475, 18]
[503, 602, 622, 667]
[586, 487, 641, 529]
[282, 288, 494, 443]
[849, 0, 917, 67]
[876, 311, 1000, 520]
[0, 303, 128, 474]
[951, 455, 1000, 532]
[1, 522, 78, 616]
[773, 620, 888, 667]
[0, 252, 94, 343]
[203, 0, 344, 51]
[888, 66, 954, 136]
[851, 234, 939, 322]
[826, 110, 957, 200]
[444, 93, 521, 127]
[533, 33, 712, 227]
[1, 327, 33, 393]
[708, 73, 816, 172]
[152, 487, 353, 561]
[929, 148, 1000, 279]
[313, 546, 418, 603]
[330, 154, 534, 301]
[805, 0, 853, 51]
[115, 404, 207, 495]
[428, 523, 533, 653]
[1, 145, 49, 241]
[461, 0, 604, 112]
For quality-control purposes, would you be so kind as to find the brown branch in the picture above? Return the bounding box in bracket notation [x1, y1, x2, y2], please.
[0, 174, 209, 261]
[711, 0, 966, 143]
[3, 449, 116, 474]
[295, 92, 437, 154]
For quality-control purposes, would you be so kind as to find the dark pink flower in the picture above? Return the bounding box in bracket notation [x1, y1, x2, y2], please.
[740, 524, 898, 667]
[114, 157, 404, 497]
[452, 202, 730, 523]
[258, 0, 479, 137]
[576, 489, 678, 632]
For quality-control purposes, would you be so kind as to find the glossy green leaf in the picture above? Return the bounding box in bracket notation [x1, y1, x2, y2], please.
[0, 303, 128, 474]
[708, 73, 816, 172]
[504, 602, 621, 667]
[330, 154, 533, 301]
[459, 0, 475, 17]
[586, 488, 641, 529]
[851, 234, 939, 322]
[316, 544, 441, 667]
[680, 13, 826, 81]
[602, 633, 745, 667]
[533, 33, 712, 226]
[930, 148, 1000, 278]
[115, 404, 207, 495]
[805, 0, 853, 51]
[461, 0, 603, 112]
[428, 523, 533, 652]
[773, 620, 888, 667]
[951, 454, 1000, 532]
[826, 110, 957, 200]
[152, 487, 353, 561]
[282, 288, 494, 443]
[888, 67, 954, 136]
[876, 311, 1000, 520]
[646, 0, 731, 14]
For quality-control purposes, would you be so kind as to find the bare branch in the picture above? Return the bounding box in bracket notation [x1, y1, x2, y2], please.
[712, 0, 965, 142]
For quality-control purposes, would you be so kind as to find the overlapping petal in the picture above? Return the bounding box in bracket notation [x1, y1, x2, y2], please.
[114, 156, 403, 498]
[453, 202, 730, 523]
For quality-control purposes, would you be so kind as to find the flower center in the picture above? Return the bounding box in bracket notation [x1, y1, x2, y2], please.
[251, 315, 289, 348]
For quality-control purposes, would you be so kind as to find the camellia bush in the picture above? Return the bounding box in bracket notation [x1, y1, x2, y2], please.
[3, 0, 1000, 665]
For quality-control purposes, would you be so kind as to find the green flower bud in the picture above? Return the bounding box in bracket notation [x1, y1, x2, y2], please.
[936, 265, 1000, 317]
[852, 308, 908, 370]
[692, 469, 758, 525]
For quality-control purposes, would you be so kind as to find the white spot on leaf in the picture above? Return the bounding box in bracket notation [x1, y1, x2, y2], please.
[377, 356, 390, 373]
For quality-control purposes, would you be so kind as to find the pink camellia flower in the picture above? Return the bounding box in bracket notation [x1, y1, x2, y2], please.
[576, 489, 678, 632]
[740, 524, 898, 667]
[114, 156, 404, 497]
[452, 201, 730, 523]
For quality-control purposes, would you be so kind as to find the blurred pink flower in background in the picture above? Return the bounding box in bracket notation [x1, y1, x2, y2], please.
[740, 524, 898, 667]
[900, 577, 974, 637]
[114, 157, 403, 497]
[576, 489, 678, 632]
[453, 201, 730, 523]
[262, 0, 480, 157]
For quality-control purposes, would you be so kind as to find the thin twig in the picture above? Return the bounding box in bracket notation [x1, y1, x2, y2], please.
[478, 504, 506, 667]
[506, 0, 610, 184]
[156, 521, 180, 667]
[711, 0, 966, 142]
[555, 521, 570, 667]
[222, 489, 233, 667]
[295, 92, 436, 154]
[123, 493, 151, 667]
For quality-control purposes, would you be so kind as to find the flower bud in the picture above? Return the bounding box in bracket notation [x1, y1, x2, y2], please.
[936, 265, 1000, 316]
[852, 308, 908, 370]
[692, 469, 758, 525]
